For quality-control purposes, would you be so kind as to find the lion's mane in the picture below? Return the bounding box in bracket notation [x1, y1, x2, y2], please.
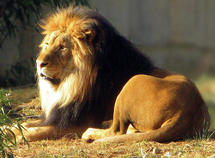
[38, 6, 154, 128]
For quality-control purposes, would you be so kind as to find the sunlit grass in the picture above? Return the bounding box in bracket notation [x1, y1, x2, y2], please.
[0, 89, 26, 158]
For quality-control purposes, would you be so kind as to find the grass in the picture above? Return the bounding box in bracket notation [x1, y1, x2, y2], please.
[0, 89, 28, 158]
[0, 89, 22, 158]
[0, 89, 16, 158]
[11, 139, 215, 157]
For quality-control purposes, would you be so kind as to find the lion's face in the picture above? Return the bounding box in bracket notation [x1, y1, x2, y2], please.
[37, 31, 74, 84]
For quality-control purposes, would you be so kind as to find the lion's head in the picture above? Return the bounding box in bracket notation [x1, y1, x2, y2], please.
[37, 7, 100, 124]
[37, 7, 99, 84]
[36, 6, 154, 127]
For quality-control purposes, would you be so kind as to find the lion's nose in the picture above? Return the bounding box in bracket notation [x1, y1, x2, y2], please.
[36, 60, 48, 68]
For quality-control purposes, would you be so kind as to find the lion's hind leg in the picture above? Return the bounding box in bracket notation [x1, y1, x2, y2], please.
[93, 116, 187, 143]
[81, 118, 127, 142]
[83, 111, 192, 144]
[81, 125, 135, 143]
[82, 96, 132, 142]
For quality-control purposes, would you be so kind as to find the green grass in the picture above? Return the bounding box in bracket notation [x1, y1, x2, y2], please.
[0, 89, 26, 158]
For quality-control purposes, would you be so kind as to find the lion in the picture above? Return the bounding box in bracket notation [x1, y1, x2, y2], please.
[82, 70, 210, 143]
[12, 6, 210, 143]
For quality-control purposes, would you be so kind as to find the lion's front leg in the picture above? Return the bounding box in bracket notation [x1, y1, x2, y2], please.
[11, 120, 88, 142]
[20, 119, 43, 128]
[15, 126, 67, 142]
[10, 120, 71, 142]
[9, 119, 42, 142]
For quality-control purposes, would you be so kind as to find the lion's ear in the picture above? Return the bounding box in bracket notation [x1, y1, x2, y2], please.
[72, 19, 97, 42]
[73, 29, 96, 42]
[84, 29, 96, 41]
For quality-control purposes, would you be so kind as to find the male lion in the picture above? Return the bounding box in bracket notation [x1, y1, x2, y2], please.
[13, 6, 209, 143]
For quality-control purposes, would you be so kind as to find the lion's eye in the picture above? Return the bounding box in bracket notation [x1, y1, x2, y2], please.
[59, 45, 66, 51]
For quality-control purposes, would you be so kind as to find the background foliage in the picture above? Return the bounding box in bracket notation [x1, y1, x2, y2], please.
[0, 0, 89, 47]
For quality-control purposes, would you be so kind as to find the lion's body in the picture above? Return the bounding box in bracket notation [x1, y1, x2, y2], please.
[82, 69, 210, 143]
[13, 6, 210, 143]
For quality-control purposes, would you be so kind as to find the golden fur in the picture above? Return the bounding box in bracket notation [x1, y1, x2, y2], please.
[12, 6, 210, 143]
[82, 69, 210, 143]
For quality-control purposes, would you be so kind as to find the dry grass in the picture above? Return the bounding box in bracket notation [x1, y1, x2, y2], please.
[6, 77, 215, 158]
[13, 139, 215, 157]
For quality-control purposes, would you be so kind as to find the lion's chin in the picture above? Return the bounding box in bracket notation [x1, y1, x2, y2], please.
[40, 73, 60, 85]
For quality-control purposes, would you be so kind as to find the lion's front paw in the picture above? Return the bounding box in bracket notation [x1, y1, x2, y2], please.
[10, 126, 28, 144]
[82, 128, 107, 143]
[1, 125, 27, 144]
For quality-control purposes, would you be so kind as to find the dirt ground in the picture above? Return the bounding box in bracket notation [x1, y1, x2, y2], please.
[13, 138, 215, 158]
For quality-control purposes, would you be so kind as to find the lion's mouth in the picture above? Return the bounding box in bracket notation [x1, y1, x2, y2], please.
[40, 73, 60, 84]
